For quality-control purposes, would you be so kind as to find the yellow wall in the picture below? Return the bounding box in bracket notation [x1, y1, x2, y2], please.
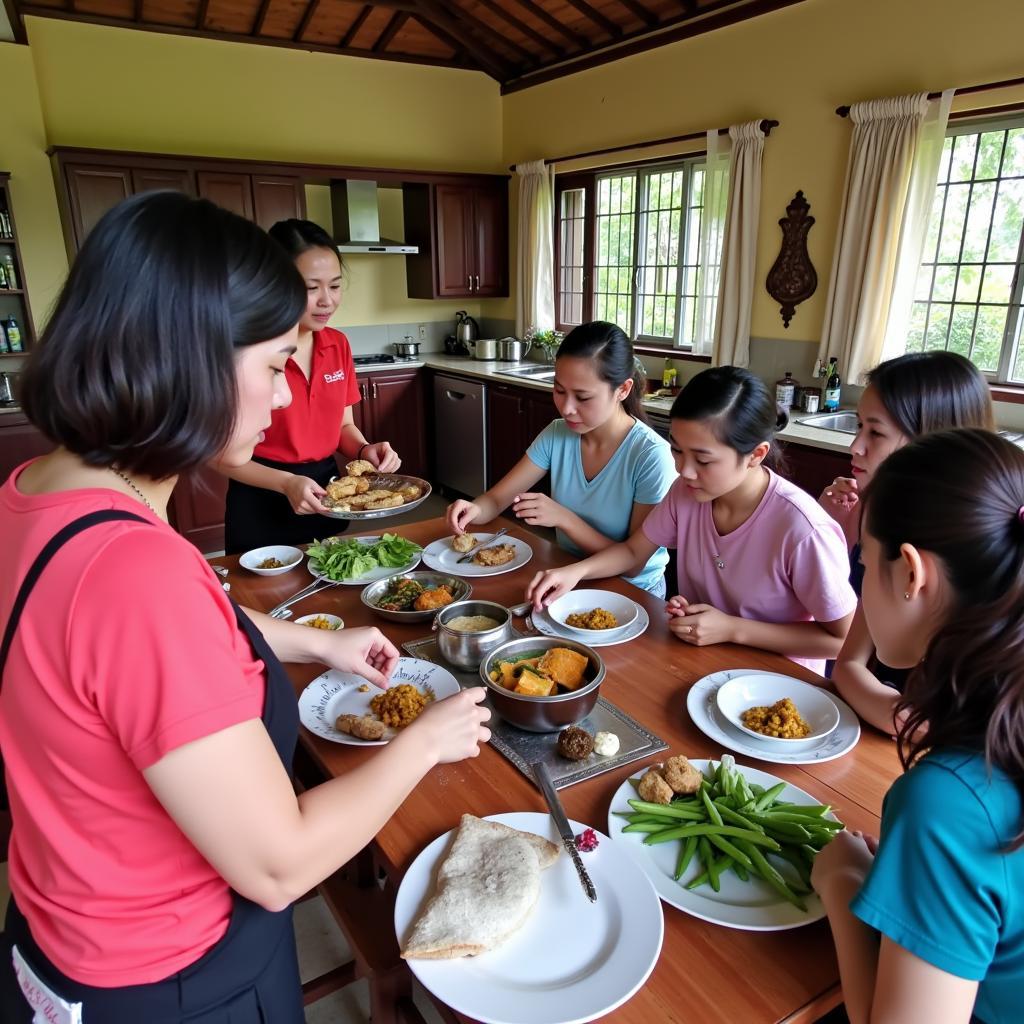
[8, 17, 511, 331]
[502, 0, 1024, 343]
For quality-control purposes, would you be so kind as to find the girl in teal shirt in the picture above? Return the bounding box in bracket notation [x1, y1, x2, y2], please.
[447, 322, 676, 595]
[812, 428, 1024, 1024]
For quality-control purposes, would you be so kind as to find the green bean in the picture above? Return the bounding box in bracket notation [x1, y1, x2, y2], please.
[706, 843, 726, 892]
[627, 799, 706, 820]
[735, 839, 807, 911]
[622, 822, 677, 835]
[707, 833, 753, 869]
[773, 846, 813, 891]
[701, 788, 723, 827]
[642, 824, 781, 848]
[730, 860, 750, 882]
[673, 835, 699, 881]
[798, 844, 819, 866]
[685, 853, 732, 891]
[745, 813, 812, 840]
[752, 781, 788, 812]
[764, 810, 843, 828]
[770, 802, 832, 817]
[712, 800, 766, 833]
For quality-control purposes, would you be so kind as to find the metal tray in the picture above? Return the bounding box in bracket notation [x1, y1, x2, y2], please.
[321, 473, 432, 520]
[403, 633, 667, 790]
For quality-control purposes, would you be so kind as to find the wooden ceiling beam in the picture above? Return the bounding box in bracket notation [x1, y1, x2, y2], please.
[339, 2, 371, 46]
[3, 0, 26, 42]
[563, 0, 622, 38]
[410, 4, 520, 79]
[410, 0, 529, 70]
[616, 0, 658, 27]
[373, 9, 407, 50]
[408, 12, 477, 67]
[195, 0, 209, 29]
[510, 0, 589, 51]
[436, 0, 536, 65]
[469, 0, 561, 57]
[251, 0, 272, 34]
[293, 0, 320, 40]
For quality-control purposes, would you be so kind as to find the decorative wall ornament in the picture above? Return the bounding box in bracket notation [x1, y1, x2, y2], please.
[765, 191, 817, 328]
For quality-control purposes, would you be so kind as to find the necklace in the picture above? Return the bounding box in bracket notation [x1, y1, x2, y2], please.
[111, 468, 156, 513]
[712, 552, 726, 570]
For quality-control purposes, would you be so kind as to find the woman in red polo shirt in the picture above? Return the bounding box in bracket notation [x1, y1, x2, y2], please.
[221, 219, 402, 553]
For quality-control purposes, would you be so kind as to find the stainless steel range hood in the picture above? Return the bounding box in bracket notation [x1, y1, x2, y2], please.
[330, 180, 418, 254]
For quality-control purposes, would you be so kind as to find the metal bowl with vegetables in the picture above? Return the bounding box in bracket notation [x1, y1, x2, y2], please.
[361, 572, 472, 623]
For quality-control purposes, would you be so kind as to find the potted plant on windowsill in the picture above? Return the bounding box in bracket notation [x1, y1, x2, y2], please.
[525, 327, 564, 363]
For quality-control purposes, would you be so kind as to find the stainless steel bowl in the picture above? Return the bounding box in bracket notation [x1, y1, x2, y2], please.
[479, 636, 605, 733]
[393, 340, 421, 358]
[360, 572, 472, 623]
[434, 600, 513, 671]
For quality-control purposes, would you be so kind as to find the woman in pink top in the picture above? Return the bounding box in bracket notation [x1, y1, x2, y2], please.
[0, 192, 490, 1023]
[528, 366, 857, 674]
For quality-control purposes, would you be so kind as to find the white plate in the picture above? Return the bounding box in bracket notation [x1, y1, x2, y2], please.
[395, 811, 663, 1024]
[608, 761, 831, 931]
[321, 473, 432, 520]
[239, 545, 304, 576]
[716, 674, 840, 751]
[307, 535, 422, 586]
[298, 658, 460, 745]
[294, 613, 344, 631]
[545, 589, 639, 639]
[529, 604, 649, 648]
[422, 534, 534, 577]
[687, 669, 860, 764]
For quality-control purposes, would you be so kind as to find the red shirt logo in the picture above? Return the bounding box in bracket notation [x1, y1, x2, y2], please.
[323, 370, 346, 384]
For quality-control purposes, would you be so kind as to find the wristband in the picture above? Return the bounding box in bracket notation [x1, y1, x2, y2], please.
[358, 442, 371, 459]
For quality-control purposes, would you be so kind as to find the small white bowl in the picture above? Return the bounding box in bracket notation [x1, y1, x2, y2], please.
[546, 589, 639, 638]
[239, 545, 304, 576]
[295, 613, 345, 631]
[716, 674, 840, 751]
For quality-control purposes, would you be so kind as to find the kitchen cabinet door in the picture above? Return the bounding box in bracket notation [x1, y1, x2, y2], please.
[197, 171, 255, 220]
[435, 185, 475, 297]
[472, 184, 508, 297]
[0, 418, 54, 484]
[168, 465, 229, 554]
[252, 175, 305, 230]
[131, 167, 194, 196]
[64, 164, 132, 248]
[351, 380, 371, 436]
[367, 370, 428, 479]
[778, 441, 849, 498]
[486, 383, 530, 488]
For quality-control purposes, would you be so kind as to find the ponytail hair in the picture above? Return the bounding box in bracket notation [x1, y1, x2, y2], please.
[556, 321, 648, 423]
[670, 365, 787, 470]
[863, 428, 1024, 850]
[867, 350, 994, 437]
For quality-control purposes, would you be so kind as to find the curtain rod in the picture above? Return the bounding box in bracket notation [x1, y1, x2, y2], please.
[835, 76, 1024, 117]
[507, 118, 778, 172]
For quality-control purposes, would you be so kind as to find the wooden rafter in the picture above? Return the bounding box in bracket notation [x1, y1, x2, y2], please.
[470, 0, 561, 57]
[2, 0, 26, 42]
[251, 0, 273, 35]
[408, 12, 470, 63]
[616, 0, 658, 27]
[293, 0, 320, 40]
[339, 3, 371, 46]
[195, 0, 209, 29]
[511, 0, 589, 51]
[410, 3, 518, 79]
[373, 9, 407, 51]
[133, 0, 142, 22]
[413, 0, 528, 68]
[563, 0, 622, 38]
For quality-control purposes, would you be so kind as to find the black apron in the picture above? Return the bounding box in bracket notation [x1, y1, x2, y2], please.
[224, 454, 348, 554]
[0, 510, 304, 1023]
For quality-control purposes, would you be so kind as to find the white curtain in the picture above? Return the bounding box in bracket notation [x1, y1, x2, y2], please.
[693, 130, 729, 356]
[880, 89, 955, 363]
[712, 120, 766, 366]
[817, 92, 948, 384]
[514, 160, 555, 338]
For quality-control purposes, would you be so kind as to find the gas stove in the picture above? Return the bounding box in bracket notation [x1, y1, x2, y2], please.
[352, 353, 420, 366]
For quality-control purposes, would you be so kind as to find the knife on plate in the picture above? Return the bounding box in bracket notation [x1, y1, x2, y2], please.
[533, 761, 597, 903]
[456, 527, 509, 563]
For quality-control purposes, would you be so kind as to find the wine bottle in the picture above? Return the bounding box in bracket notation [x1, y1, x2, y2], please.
[824, 357, 841, 412]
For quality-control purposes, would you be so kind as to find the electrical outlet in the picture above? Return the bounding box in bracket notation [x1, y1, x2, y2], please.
[417, 323, 428, 343]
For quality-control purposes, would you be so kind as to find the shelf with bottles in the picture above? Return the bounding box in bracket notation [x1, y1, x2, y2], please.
[0, 171, 34, 351]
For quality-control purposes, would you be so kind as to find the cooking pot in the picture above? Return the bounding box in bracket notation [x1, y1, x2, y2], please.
[392, 339, 421, 359]
[434, 600, 513, 670]
[466, 337, 498, 361]
[497, 337, 530, 362]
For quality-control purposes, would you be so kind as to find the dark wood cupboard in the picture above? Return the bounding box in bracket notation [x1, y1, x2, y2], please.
[403, 181, 509, 299]
[355, 368, 428, 480]
[195, 171, 255, 221]
[0, 414, 54, 483]
[779, 440, 849, 498]
[485, 381, 556, 488]
[168, 466, 230, 554]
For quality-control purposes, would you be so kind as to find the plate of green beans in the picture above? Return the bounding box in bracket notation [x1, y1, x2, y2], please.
[607, 755, 845, 930]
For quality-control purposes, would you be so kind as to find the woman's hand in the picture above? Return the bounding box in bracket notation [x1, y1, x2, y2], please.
[511, 492, 567, 530]
[666, 598, 737, 646]
[313, 626, 399, 689]
[361, 441, 402, 474]
[527, 565, 584, 609]
[821, 476, 859, 513]
[811, 828, 877, 899]
[283, 473, 329, 515]
[408, 687, 492, 765]
[447, 499, 481, 535]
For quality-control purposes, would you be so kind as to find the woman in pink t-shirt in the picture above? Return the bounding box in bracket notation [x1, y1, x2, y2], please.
[528, 366, 857, 674]
[0, 193, 490, 1023]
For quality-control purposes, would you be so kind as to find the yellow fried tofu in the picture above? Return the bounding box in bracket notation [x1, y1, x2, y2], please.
[346, 459, 375, 477]
[326, 476, 359, 500]
[514, 669, 555, 697]
[663, 755, 703, 795]
[637, 769, 674, 805]
[498, 661, 518, 690]
[537, 647, 588, 691]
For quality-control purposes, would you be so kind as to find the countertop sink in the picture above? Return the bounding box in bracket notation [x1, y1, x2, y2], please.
[796, 410, 859, 434]
[495, 364, 557, 382]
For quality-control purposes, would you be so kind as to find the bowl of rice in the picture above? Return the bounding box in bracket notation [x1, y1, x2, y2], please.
[716, 674, 840, 751]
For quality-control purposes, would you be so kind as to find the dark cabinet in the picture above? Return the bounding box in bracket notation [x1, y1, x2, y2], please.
[0, 415, 54, 484]
[779, 441, 849, 498]
[485, 382, 556, 488]
[64, 165, 132, 248]
[252, 175, 305, 230]
[196, 171, 255, 220]
[131, 167, 193, 196]
[403, 181, 509, 299]
[168, 466, 230, 554]
[355, 369, 428, 479]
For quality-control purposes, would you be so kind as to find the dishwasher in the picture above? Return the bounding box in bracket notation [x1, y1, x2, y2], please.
[433, 375, 487, 497]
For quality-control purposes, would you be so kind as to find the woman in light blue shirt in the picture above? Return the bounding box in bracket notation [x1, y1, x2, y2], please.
[811, 429, 1024, 1024]
[447, 322, 676, 595]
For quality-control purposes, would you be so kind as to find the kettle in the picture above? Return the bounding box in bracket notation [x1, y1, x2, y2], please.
[0, 371, 18, 405]
[455, 311, 479, 347]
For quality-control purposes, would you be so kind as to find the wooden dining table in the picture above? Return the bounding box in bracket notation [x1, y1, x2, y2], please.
[218, 515, 900, 1024]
